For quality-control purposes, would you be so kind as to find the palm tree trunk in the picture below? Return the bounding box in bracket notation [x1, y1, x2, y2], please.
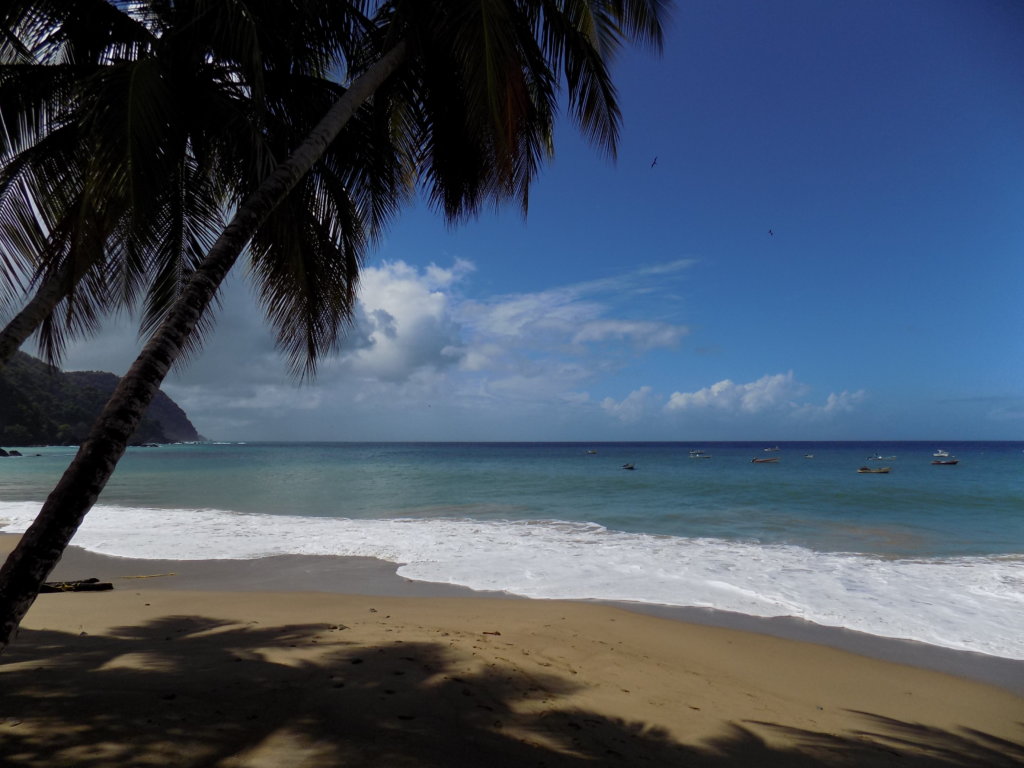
[0, 265, 72, 369]
[0, 40, 408, 651]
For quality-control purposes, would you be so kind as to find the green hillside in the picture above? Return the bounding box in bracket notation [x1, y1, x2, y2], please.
[0, 352, 203, 447]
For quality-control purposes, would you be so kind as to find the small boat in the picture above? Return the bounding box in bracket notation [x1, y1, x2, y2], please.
[931, 459, 959, 465]
[933, 449, 950, 458]
[803, 454, 814, 459]
[763, 446, 780, 452]
[867, 454, 896, 461]
[751, 457, 779, 463]
[689, 449, 711, 459]
[858, 466, 891, 474]
[585, 449, 597, 454]
[621, 463, 636, 470]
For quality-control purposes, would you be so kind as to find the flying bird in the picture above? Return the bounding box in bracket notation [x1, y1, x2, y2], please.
[650, 156, 658, 168]
[768, 229, 774, 236]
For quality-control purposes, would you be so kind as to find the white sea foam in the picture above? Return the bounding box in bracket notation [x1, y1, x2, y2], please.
[2, 500, 1021, 659]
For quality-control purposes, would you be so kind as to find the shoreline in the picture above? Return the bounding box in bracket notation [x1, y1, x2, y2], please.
[2, 534, 1022, 766]
[6, 533, 1022, 695]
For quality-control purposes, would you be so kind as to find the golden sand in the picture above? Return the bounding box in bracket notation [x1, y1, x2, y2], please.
[1, 537, 1021, 766]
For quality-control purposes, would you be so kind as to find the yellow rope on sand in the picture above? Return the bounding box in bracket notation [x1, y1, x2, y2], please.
[117, 573, 176, 579]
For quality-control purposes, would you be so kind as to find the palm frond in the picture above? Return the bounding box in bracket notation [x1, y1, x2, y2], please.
[0, 125, 87, 303]
[1, 0, 152, 67]
[30, 194, 116, 364]
[250, 178, 365, 379]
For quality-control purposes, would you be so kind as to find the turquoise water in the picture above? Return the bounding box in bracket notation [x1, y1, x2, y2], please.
[4, 441, 1021, 556]
[1, 441, 1022, 658]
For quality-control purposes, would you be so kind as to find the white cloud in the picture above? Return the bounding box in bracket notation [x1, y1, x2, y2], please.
[56, 256, 702, 439]
[665, 372, 807, 413]
[634, 259, 697, 276]
[601, 386, 654, 422]
[571, 320, 688, 349]
[561, 391, 592, 406]
[338, 261, 466, 382]
[462, 288, 603, 340]
[793, 389, 867, 418]
[482, 361, 595, 402]
[425, 258, 475, 288]
[458, 342, 504, 372]
[825, 390, 864, 412]
[460, 261, 692, 352]
[665, 372, 864, 420]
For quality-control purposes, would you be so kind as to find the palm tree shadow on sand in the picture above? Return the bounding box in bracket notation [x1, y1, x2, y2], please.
[1, 617, 1021, 768]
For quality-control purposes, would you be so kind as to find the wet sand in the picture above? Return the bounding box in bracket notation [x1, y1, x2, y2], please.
[2, 535, 1022, 766]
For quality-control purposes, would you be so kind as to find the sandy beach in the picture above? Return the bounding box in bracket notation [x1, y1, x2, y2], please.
[1, 535, 1022, 767]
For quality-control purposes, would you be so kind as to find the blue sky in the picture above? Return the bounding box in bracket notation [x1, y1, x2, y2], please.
[58, 0, 1024, 441]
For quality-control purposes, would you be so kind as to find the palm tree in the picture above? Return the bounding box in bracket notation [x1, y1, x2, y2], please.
[0, 0, 147, 367]
[0, 0, 668, 650]
[0, 0, 384, 372]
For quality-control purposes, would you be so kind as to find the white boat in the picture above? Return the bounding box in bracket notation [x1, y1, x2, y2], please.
[763, 446, 780, 452]
[933, 449, 950, 457]
[689, 449, 711, 459]
[867, 453, 896, 461]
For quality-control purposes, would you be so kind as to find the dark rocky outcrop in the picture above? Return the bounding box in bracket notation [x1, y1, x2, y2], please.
[0, 351, 203, 446]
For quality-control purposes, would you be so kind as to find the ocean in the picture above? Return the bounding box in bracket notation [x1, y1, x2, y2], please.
[1, 441, 1022, 660]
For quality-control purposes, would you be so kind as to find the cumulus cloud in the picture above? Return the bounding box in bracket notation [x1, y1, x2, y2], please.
[793, 389, 867, 418]
[601, 386, 654, 422]
[665, 372, 864, 419]
[338, 261, 467, 382]
[665, 372, 807, 413]
[57, 255, 701, 439]
[275, 257, 690, 418]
